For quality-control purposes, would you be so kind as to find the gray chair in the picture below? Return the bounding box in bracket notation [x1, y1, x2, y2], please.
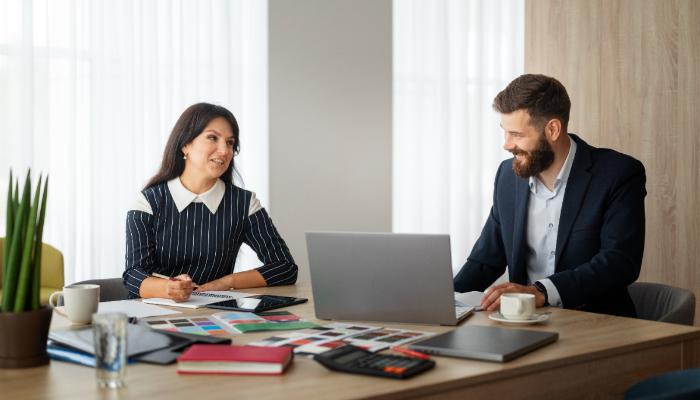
[628, 282, 696, 326]
[58, 278, 128, 305]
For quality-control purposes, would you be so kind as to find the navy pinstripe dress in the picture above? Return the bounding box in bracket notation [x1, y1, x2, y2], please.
[123, 181, 297, 299]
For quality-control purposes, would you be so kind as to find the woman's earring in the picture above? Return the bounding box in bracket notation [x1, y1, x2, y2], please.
[183, 155, 187, 160]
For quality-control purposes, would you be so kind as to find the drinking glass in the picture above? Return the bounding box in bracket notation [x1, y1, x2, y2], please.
[92, 312, 128, 388]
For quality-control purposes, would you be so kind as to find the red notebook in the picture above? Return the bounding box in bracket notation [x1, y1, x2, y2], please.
[177, 345, 294, 375]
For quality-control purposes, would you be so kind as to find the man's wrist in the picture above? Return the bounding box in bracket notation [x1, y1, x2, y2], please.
[533, 281, 549, 307]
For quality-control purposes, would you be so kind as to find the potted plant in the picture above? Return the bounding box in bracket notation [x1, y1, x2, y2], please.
[0, 170, 52, 368]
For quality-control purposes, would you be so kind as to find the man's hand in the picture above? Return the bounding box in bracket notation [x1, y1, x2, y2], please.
[480, 282, 546, 311]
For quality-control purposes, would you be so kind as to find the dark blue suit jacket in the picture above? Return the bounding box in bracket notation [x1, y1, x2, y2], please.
[454, 134, 646, 318]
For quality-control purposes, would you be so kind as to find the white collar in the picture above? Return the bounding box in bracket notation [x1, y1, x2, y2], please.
[167, 177, 225, 214]
[529, 135, 577, 190]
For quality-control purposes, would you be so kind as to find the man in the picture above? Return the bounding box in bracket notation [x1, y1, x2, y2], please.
[453, 74, 646, 318]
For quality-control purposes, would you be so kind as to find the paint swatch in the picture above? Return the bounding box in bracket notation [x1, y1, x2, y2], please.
[145, 316, 235, 335]
[247, 323, 379, 349]
[247, 323, 433, 357]
[212, 311, 320, 333]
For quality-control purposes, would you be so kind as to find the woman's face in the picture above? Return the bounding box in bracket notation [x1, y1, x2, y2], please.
[181, 116, 235, 181]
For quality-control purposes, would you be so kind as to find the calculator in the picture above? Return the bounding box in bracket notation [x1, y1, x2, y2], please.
[313, 345, 435, 379]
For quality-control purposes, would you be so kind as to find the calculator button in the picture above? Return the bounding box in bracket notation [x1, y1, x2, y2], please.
[384, 366, 396, 373]
[394, 367, 406, 374]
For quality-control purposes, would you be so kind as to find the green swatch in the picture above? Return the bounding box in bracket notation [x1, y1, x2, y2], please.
[234, 322, 320, 333]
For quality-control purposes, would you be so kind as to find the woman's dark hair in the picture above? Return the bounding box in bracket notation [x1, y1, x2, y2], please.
[492, 74, 571, 133]
[143, 103, 241, 190]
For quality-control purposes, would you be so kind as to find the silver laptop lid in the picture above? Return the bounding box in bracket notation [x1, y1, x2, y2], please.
[306, 232, 458, 325]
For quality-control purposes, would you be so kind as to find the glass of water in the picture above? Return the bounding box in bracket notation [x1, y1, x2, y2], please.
[92, 312, 128, 388]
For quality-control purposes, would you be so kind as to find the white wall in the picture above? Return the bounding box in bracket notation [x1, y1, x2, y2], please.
[269, 0, 393, 282]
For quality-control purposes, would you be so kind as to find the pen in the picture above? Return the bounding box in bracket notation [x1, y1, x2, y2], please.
[391, 346, 430, 360]
[151, 272, 200, 288]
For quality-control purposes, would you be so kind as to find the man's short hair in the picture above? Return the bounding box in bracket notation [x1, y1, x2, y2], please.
[493, 74, 571, 133]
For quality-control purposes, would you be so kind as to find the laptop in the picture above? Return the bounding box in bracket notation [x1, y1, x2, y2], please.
[408, 325, 559, 362]
[305, 232, 474, 326]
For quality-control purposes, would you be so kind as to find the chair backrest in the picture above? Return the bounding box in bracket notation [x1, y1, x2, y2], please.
[40, 242, 64, 289]
[625, 368, 700, 399]
[0, 237, 64, 289]
[628, 282, 696, 326]
[71, 278, 128, 303]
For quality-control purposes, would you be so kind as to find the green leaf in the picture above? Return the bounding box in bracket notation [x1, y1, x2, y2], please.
[15, 175, 42, 311]
[13, 179, 18, 218]
[1, 171, 31, 312]
[30, 176, 48, 310]
[3, 170, 13, 288]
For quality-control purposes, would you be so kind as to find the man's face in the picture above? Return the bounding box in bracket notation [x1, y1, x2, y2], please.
[501, 110, 555, 179]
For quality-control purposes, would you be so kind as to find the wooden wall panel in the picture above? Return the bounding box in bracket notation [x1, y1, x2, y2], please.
[524, 0, 601, 145]
[601, 1, 680, 286]
[525, 0, 700, 325]
[676, 0, 700, 323]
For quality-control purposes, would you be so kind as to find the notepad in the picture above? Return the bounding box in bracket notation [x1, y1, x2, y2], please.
[142, 291, 258, 309]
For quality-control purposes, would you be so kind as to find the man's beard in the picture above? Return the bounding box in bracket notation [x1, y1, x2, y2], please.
[511, 133, 555, 179]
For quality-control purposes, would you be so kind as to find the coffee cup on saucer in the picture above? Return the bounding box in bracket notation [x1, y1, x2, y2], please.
[500, 293, 536, 321]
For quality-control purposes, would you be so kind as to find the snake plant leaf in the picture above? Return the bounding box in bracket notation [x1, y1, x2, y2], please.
[1, 171, 31, 312]
[15, 175, 42, 311]
[30, 176, 48, 310]
[13, 179, 18, 218]
[3, 170, 13, 287]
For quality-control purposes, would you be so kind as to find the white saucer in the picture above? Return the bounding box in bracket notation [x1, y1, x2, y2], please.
[489, 312, 549, 326]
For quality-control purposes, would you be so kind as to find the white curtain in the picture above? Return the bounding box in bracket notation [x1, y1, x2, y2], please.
[0, 0, 269, 284]
[393, 0, 524, 278]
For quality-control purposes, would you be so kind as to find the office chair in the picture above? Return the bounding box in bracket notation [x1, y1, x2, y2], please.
[628, 282, 695, 326]
[57, 278, 128, 306]
[0, 237, 65, 305]
[625, 369, 700, 400]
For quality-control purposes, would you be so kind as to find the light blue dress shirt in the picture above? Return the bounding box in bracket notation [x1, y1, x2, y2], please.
[525, 135, 577, 308]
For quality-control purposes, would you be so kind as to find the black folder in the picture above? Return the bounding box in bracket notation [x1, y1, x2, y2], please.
[408, 325, 558, 362]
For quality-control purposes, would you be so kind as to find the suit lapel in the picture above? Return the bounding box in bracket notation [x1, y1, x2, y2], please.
[555, 135, 593, 271]
[511, 176, 530, 285]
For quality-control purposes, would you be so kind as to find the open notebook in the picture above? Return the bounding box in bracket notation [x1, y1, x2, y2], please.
[142, 291, 258, 309]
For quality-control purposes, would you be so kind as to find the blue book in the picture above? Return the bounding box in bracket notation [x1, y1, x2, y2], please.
[47, 342, 137, 368]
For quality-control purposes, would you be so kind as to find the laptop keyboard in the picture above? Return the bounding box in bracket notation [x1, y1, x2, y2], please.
[456, 308, 470, 318]
[455, 300, 471, 308]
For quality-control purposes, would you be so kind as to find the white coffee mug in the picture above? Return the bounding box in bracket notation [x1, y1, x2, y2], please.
[500, 293, 536, 321]
[49, 284, 100, 324]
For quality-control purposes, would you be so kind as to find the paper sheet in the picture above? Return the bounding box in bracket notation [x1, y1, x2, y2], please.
[455, 291, 486, 309]
[141, 291, 257, 309]
[56, 300, 182, 319]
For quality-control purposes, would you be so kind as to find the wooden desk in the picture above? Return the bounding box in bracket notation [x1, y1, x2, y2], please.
[1, 282, 698, 400]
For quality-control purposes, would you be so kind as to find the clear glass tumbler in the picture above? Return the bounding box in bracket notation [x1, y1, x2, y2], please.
[92, 312, 128, 388]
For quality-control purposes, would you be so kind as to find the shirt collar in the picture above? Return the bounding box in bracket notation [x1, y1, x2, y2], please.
[167, 177, 225, 214]
[528, 134, 577, 192]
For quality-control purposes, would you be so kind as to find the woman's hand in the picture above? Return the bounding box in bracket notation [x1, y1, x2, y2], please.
[194, 278, 232, 293]
[166, 274, 196, 302]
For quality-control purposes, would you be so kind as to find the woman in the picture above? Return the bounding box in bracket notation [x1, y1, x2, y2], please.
[123, 103, 297, 301]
